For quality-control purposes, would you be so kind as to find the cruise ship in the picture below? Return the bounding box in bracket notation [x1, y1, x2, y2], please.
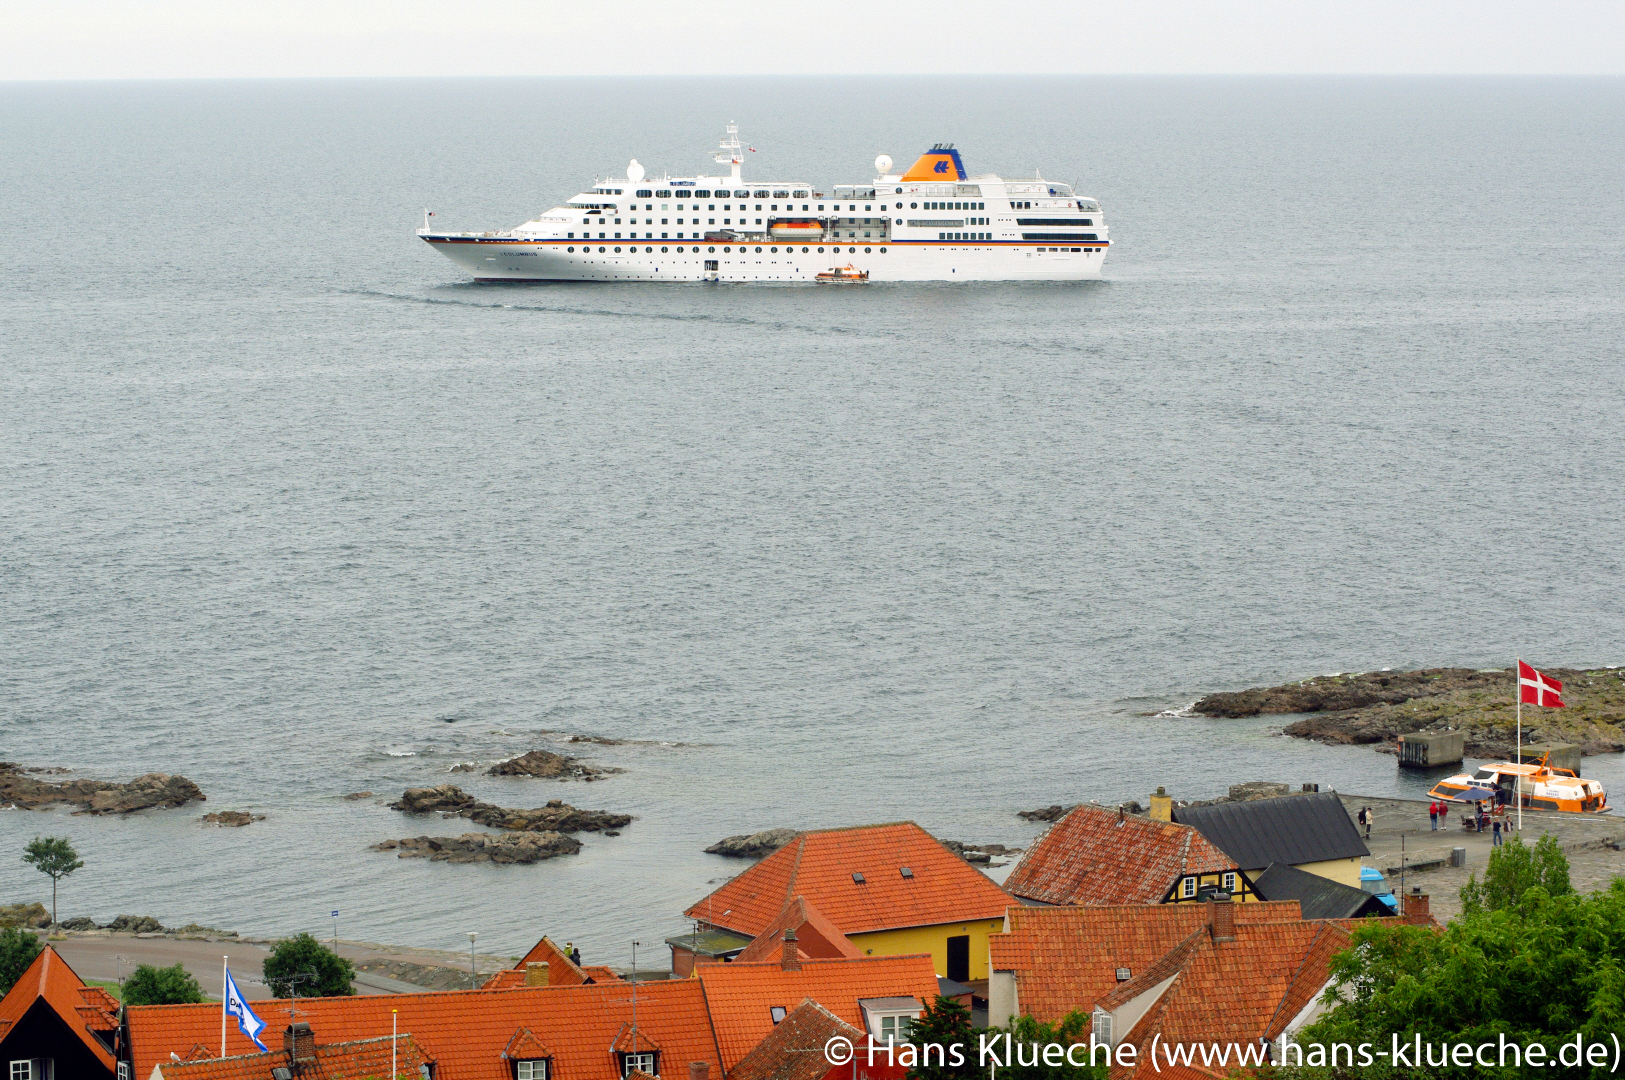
[418, 125, 1107, 283]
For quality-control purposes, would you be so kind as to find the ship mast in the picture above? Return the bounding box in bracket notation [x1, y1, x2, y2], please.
[715, 122, 743, 182]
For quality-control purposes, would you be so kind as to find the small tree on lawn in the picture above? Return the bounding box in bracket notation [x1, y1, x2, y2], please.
[0, 926, 44, 995]
[123, 962, 206, 1005]
[22, 836, 84, 927]
[906, 996, 978, 1080]
[263, 932, 355, 997]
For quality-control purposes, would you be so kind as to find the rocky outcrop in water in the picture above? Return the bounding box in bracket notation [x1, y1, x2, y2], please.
[374, 832, 583, 864]
[0, 902, 51, 928]
[202, 811, 263, 827]
[342, 791, 374, 800]
[704, 828, 797, 858]
[940, 840, 1023, 865]
[1193, 667, 1625, 756]
[107, 915, 167, 933]
[0, 763, 205, 814]
[389, 784, 631, 833]
[487, 749, 621, 781]
[1017, 805, 1074, 822]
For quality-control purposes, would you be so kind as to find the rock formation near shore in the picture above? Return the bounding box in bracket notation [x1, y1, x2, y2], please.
[704, 828, 797, 857]
[202, 811, 263, 827]
[389, 784, 631, 833]
[373, 832, 582, 864]
[1017, 805, 1074, 822]
[0, 902, 51, 928]
[486, 749, 622, 781]
[0, 763, 205, 814]
[1192, 667, 1625, 757]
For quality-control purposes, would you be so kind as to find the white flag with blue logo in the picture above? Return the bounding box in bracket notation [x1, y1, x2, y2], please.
[224, 967, 269, 1052]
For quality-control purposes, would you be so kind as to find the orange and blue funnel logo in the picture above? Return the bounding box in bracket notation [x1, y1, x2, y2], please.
[901, 144, 966, 181]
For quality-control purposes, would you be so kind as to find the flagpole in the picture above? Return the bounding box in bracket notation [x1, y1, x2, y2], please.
[392, 1008, 398, 1079]
[221, 956, 228, 1057]
[1516, 658, 1523, 833]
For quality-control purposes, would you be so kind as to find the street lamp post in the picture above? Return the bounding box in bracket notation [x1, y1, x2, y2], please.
[467, 932, 478, 989]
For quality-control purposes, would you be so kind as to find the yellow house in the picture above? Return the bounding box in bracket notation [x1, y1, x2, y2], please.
[1170, 791, 1371, 889]
[680, 822, 1013, 982]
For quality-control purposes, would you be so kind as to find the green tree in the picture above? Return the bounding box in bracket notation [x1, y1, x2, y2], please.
[1459, 833, 1573, 915]
[906, 996, 977, 1080]
[0, 926, 44, 995]
[1293, 866, 1625, 1080]
[263, 932, 355, 997]
[21, 836, 84, 926]
[122, 962, 205, 1005]
[995, 1011, 1107, 1080]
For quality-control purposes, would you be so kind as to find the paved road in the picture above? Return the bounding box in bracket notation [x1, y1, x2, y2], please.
[1340, 792, 1625, 921]
[42, 935, 275, 999]
[34, 933, 515, 999]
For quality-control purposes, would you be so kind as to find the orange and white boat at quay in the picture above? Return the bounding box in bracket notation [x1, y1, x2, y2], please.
[1428, 754, 1609, 813]
[418, 124, 1107, 283]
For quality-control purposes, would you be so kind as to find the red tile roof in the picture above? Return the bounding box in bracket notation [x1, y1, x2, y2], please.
[0, 945, 117, 1071]
[684, 823, 1012, 937]
[988, 902, 1304, 1021]
[127, 978, 721, 1080]
[1003, 806, 1240, 905]
[729, 999, 872, 1080]
[1113, 921, 1351, 1076]
[156, 1033, 431, 1080]
[696, 955, 940, 1071]
[733, 897, 865, 964]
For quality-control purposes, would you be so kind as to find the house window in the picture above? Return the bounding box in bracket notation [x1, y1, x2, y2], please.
[622, 1052, 656, 1077]
[770, 1006, 787, 1023]
[1223, 872, 1237, 893]
[1181, 877, 1196, 899]
[1092, 1008, 1113, 1047]
[118, 1066, 131, 1080]
[879, 1015, 912, 1043]
[516, 1061, 549, 1080]
[12, 1063, 53, 1080]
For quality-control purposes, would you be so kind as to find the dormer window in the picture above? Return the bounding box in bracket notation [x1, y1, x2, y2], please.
[621, 1052, 656, 1077]
[879, 1015, 912, 1043]
[770, 1006, 787, 1024]
[516, 1062, 550, 1080]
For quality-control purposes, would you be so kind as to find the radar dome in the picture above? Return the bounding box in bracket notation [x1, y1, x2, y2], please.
[875, 154, 893, 175]
[627, 159, 645, 183]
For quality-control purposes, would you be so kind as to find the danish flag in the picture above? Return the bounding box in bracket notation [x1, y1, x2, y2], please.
[1518, 660, 1565, 707]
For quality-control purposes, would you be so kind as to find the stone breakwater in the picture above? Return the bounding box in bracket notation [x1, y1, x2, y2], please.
[1192, 666, 1625, 757]
[484, 749, 622, 781]
[0, 763, 204, 814]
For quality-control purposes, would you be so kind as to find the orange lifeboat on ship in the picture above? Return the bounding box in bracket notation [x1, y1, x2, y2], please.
[770, 219, 823, 241]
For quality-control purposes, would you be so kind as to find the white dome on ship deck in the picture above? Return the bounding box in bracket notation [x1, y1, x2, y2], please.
[627, 159, 645, 183]
[875, 154, 892, 175]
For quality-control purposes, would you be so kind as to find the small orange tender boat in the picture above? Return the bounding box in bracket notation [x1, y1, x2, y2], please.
[1428, 753, 1608, 813]
[815, 264, 868, 283]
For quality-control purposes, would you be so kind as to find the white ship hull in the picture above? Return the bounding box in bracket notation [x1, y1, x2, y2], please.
[423, 236, 1105, 283]
[419, 132, 1108, 285]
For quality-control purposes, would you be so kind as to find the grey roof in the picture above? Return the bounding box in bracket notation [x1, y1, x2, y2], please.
[1252, 862, 1392, 920]
[1171, 791, 1369, 870]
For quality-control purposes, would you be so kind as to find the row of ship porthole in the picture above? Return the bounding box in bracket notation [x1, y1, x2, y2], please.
[565, 245, 886, 256]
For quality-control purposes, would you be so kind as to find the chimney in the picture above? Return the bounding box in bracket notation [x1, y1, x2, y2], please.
[1404, 888, 1430, 925]
[1149, 787, 1172, 823]
[781, 927, 801, 972]
[1117, 806, 1126, 825]
[689, 1062, 711, 1080]
[1208, 895, 1236, 944]
[283, 1023, 316, 1074]
[525, 961, 550, 987]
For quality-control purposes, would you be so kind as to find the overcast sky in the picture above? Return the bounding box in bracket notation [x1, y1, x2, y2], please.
[3, 0, 1622, 80]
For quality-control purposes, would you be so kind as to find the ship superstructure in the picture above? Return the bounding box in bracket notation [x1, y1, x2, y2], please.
[419, 125, 1107, 283]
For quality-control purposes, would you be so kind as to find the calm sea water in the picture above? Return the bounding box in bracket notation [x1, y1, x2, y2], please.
[3, 76, 1624, 965]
